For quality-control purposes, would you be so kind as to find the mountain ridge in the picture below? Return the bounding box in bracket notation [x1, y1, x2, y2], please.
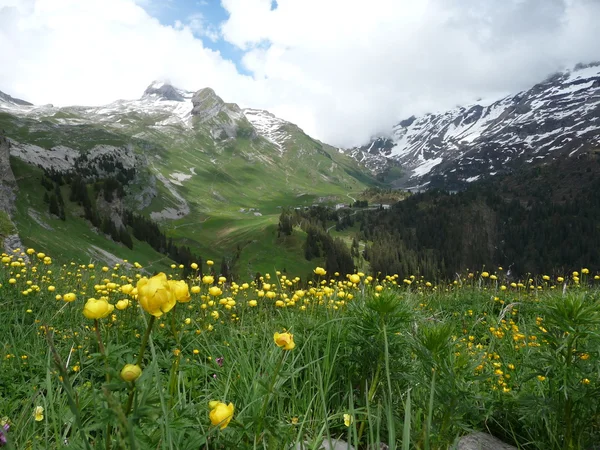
[348, 62, 600, 189]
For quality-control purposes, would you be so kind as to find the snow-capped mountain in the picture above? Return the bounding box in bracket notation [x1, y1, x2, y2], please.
[0, 90, 32, 107]
[243, 108, 292, 152]
[349, 62, 600, 189]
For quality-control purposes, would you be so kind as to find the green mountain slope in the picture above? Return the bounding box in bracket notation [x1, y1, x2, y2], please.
[0, 84, 377, 274]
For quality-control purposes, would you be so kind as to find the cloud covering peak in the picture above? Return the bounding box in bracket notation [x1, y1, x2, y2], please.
[1, 0, 599, 146]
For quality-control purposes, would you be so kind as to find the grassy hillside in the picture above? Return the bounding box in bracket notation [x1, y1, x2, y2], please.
[10, 158, 174, 272]
[0, 102, 376, 273]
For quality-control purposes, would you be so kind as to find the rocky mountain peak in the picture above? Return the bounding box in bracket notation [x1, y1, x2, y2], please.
[142, 81, 188, 102]
[0, 90, 33, 106]
[191, 88, 251, 140]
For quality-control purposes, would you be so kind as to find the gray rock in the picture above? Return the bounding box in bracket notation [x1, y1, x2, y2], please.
[3, 234, 25, 255]
[293, 439, 355, 450]
[142, 83, 185, 102]
[454, 432, 517, 450]
[191, 88, 255, 140]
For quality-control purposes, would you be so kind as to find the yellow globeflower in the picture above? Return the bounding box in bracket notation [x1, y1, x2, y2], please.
[209, 401, 234, 429]
[63, 292, 77, 302]
[202, 275, 214, 285]
[191, 286, 201, 294]
[169, 280, 191, 303]
[137, 273, 176, 317]
[191, 262, 198, 270]
[82, 298, 114, 320]
[121, 364, 142, 382]
[248, 300, 258, 307]
[116, 299, 130, 310]
[349, 274, 360, 284]
[274, 332, 295, 350]
[206, 260, 214, 266]
[343, 413, 354, 427]
[34, 406, 44, 422]
[120, 284, 134, 294]
[314, 267, 326, 276]
[208, 286, 222, 297]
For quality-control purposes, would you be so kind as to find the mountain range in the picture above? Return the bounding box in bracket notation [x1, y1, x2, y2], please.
[1, 62, 599, 274]
[0, 80, 374, 275]
[347, 62, 600, 189]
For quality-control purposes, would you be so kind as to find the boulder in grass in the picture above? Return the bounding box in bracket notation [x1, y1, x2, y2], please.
[455, 432, 517, 450]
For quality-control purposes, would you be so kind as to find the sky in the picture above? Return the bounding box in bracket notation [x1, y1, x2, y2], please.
[1, 0, 599, 147]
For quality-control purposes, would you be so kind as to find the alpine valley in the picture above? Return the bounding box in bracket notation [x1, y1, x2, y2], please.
[1, 62, 599, 277]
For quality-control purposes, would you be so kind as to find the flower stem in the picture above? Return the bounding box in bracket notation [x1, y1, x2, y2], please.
[94, 319, 112, 450]
[124, 315, 156, 416]
[257, 351, 286, 437]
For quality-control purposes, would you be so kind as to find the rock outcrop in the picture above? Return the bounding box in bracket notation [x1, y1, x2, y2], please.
[0, 134, 25, 253]
[191, 88, 256, 140]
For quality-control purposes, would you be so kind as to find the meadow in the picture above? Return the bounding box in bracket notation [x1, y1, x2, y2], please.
[1, 248, 599, 449]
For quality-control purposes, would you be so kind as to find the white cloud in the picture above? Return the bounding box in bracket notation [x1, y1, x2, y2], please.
[0, 0, 251, 107]
[220, 0, 600, 145]
[1, 0, 599, 147]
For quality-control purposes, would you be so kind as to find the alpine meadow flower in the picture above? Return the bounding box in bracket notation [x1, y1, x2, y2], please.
[169, 280, 191, 303]
[314, 267, 326, 276]
[120, 364, 142, 382]
[63, 292, 77, 302]
[34, 406, 44, 422]
[82, 298, 114, 320]
[137, 273, 176, 317]
[209, 401, 234, 429]
[0, 418, 8, 447]
[343, 413, 354, 427]
[274, 332, 295, 350]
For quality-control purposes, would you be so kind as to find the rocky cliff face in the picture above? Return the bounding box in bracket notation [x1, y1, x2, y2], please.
[0, 135, 16, 214]
[0, 89, 32, 106]
[0, 135, 25, 253]
[191, 88, 256, 140]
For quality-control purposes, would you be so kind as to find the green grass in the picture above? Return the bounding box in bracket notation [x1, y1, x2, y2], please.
[1, 256, 599, 449]
[9, 158, 173, 272]
[0, 211, 15, 238]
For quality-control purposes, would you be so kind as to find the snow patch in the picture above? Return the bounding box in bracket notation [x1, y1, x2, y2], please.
[412, 157, 443, 177]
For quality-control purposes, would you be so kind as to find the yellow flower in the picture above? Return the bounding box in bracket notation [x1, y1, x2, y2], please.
[34, 406, 44, 422]
[206, 260, 214, 266]
[349, 274, 360, 284]
[202, 275, 214, 285]
[191, 262, 198, 270]
[120, 284, 134, 294]
[208, 286, 222, 297]
[209, 401, 234, 429]
[63, 292, 77, 302]
[557, 277, 564, 283]
[82, 298, 114, 319]
[169, 280, 191, 303]
[313, 267, 326, 276]
[537, 375, 546, 381]
[191, 286, 201, 294]
[120, 364, 142, 382]
[274, 332, 295, 350]
[248, 300, 258, 307]
[343, 413, 353, 427]
[116, 299, 130, 310]
[481, 272, 490, 278]
[137, 273, 176, 317]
